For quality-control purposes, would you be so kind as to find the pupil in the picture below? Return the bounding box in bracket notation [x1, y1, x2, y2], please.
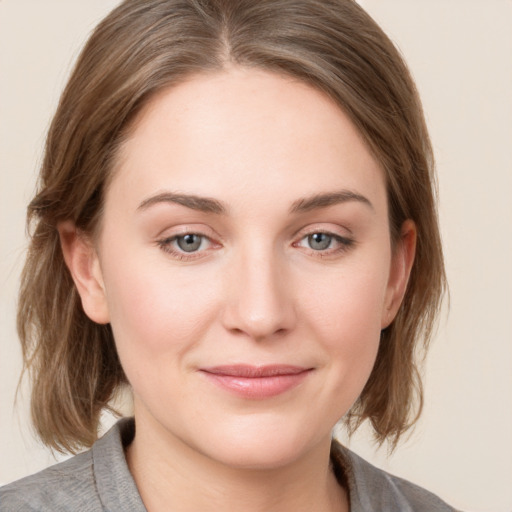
[309, 233, 331, 250]
[177, 234, 201, 252]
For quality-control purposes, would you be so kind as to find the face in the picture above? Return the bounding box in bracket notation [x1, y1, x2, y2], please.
[67, 68, 413, 470]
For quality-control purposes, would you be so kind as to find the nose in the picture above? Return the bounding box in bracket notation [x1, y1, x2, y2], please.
[221, 245, 297, 341]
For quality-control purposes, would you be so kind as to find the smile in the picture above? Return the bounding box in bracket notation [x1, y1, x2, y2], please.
[199, 365, 313, 399]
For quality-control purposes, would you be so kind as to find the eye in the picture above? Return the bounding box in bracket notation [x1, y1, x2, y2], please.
[175, 233, 204, 253]
[157, 232, 215, 259]
[295, 230, 354, 256]
[306, 232, 334, 251]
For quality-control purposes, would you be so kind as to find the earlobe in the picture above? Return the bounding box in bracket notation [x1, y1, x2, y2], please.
[381, 219, 417, 329]
[58, 221, 110, 324]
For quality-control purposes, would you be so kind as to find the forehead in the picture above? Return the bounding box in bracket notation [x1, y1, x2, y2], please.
[110, 67, 386, 215]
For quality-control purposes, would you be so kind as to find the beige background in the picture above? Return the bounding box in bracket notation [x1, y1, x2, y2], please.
[1, 1, 511, 511]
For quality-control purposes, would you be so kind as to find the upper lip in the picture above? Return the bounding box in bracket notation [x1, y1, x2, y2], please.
[200, 365, 310, 378]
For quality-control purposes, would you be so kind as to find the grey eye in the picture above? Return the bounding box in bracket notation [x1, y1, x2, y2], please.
[176, 234, 203, 252]
[307, 233, 332, 250]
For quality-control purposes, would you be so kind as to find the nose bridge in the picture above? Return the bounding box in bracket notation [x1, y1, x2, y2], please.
[222, 239, 295, 340]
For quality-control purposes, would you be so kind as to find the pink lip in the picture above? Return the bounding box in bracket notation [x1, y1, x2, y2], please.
[199, 365, 312, 399]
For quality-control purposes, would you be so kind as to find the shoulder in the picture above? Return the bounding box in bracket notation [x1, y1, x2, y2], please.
[0, 418, 144, 512]
[0, 449, 102, 511]
[331, 441, 457, 512]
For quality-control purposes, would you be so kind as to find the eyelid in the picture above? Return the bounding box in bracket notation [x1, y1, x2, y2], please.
[155, 223, 355, 261]
[291, 224, 356, 256]
[292, 223, 353, 241]
[155, 225, 222, 260]
[294, 231, 353, 247]
[154, 223, 220, 241]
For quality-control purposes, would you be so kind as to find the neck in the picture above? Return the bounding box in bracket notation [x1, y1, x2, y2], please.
[126, 415, 348, 512]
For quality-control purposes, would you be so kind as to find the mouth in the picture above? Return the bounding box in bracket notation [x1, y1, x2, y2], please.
[199, 365, 313, 399]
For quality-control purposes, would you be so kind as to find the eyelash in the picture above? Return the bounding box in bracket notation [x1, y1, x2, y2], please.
[156, 230, 355, 261]
[293, 231, 355, 258]
[156, 233, 216, 261]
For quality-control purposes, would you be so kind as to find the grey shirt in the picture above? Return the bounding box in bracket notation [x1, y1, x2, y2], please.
[0, 418, 455, 511]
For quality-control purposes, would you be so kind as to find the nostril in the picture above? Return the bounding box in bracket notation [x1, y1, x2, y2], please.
[220, 262, 297, 340]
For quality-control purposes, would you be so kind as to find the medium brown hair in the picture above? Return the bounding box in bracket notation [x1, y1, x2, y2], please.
[18, 0, 445, 453]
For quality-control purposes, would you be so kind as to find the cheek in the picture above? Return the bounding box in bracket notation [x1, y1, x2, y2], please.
[100, 249, 221, 368]
[297, 260, 390, 393]
[300, 258, 389, 337]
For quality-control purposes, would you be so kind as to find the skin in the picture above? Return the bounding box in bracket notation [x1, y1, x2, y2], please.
[60, 67, 416, 512]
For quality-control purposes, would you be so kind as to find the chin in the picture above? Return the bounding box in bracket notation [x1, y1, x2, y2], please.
[205, 443, 307, 471]
[193, 419, 329, 471]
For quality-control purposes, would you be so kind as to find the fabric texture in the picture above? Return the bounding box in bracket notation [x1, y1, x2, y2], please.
[0, 418, 455, 511]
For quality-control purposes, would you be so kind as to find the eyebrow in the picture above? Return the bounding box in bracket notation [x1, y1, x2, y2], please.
[290, 190, 374, 213]
[137, 192, 227, 214]
[137, 189, 373, 215]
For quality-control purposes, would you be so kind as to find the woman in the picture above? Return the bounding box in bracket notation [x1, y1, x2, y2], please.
[1, 0, 451, 510]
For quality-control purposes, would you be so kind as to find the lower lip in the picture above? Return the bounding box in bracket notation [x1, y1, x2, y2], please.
[200, 371, 311, 399]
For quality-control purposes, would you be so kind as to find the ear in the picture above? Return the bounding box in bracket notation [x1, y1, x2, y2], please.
[58, 220, 110, 324]
[381, 219, 417, 329]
